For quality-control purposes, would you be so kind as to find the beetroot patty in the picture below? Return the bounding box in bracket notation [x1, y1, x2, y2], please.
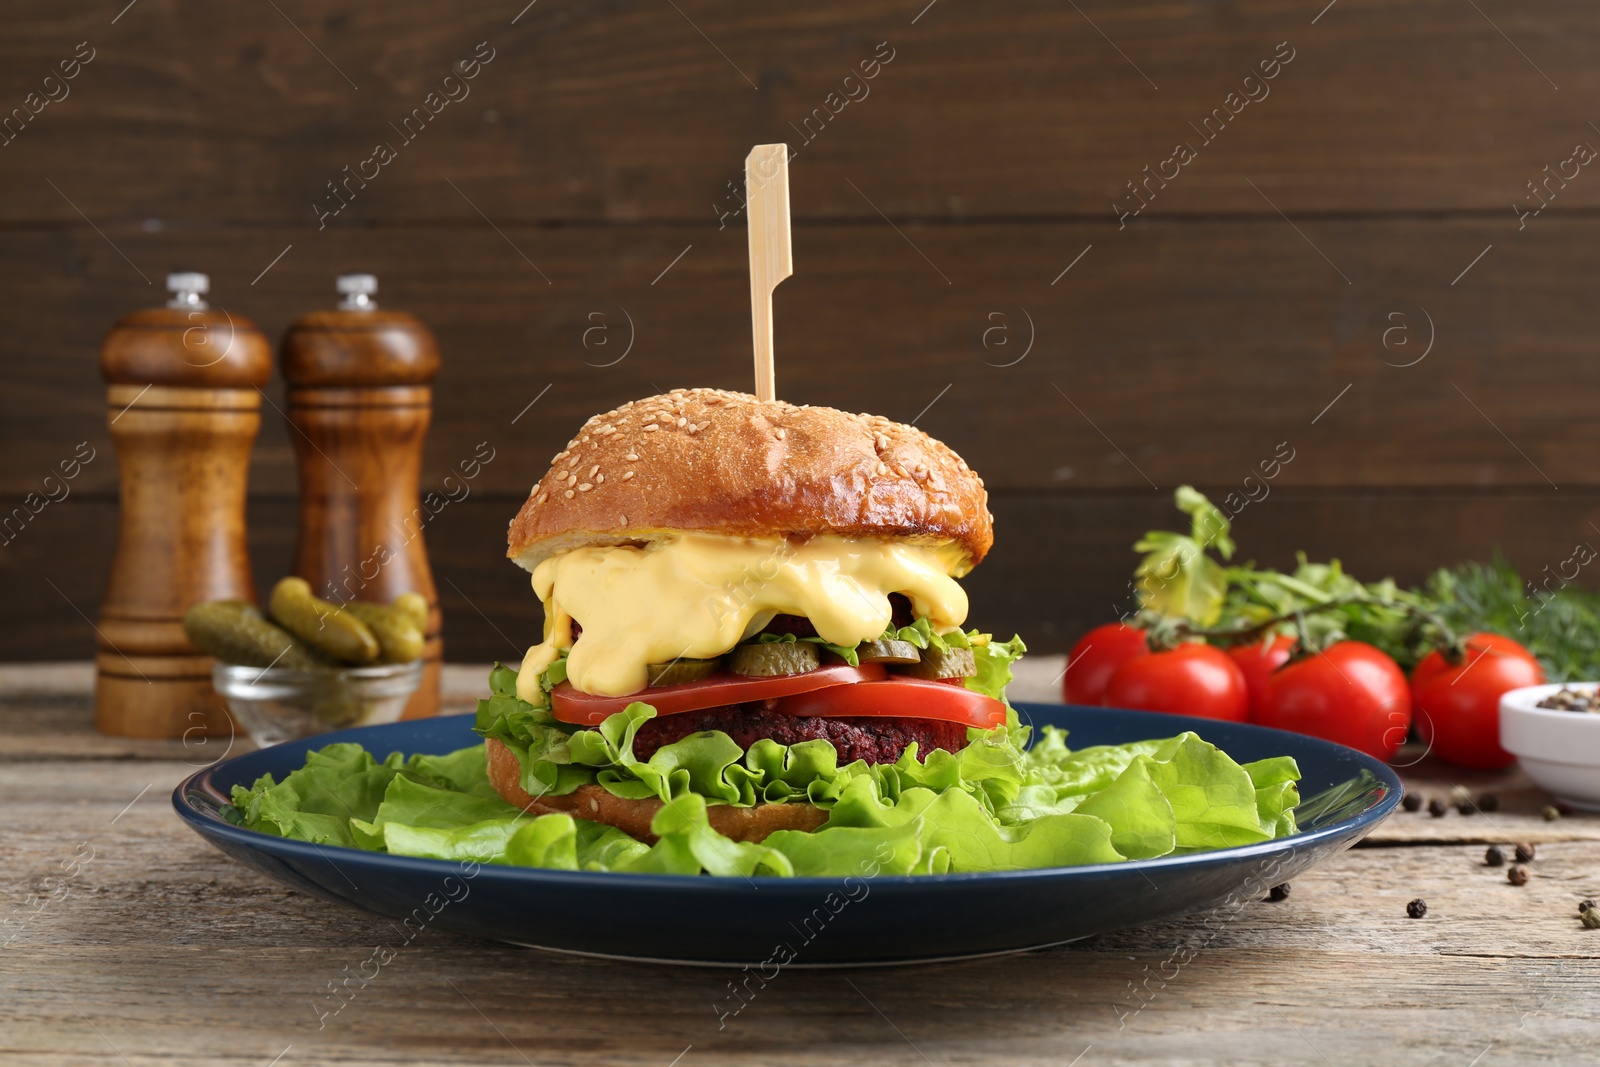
[630, 699, 969, 765]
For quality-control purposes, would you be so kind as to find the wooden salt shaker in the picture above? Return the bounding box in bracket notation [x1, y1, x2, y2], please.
[96, 272, 272, 738]
[280, 274, 443, 719]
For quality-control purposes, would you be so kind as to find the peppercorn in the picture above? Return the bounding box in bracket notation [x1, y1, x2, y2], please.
[1406, 899, 1428, 918]
[1556, 801, 1575, 816]
[1580, 899, 1596, 913]
[1515, 842, 1536, 863]
[1457, 800, 1477, 816]
[1543, 805, 1562, 822]
[1266, 883, 1291, 902]
[1428, 798, 1448, 818]
[1485, 845, 1506, 867]
[1402, 792, 1422, 813]
[1477, 793, 1499, 812]
[1583, 909, 1600, 930]
[1508, 865, 1530, 886]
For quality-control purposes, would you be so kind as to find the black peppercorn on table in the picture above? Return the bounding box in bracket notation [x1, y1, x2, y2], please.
[5, 662, 1599, 1066]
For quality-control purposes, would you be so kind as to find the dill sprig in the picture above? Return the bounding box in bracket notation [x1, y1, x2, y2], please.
[1424, 558, 1600, 683]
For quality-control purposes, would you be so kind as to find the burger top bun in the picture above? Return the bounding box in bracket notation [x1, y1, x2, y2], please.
[507, 388, 993, 571]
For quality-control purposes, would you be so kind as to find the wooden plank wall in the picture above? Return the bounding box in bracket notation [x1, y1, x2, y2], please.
[2, 0, 1598, 663]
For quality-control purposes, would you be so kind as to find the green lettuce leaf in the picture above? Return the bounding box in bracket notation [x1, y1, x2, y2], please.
[229, 667, 1302, 878]
[967, 633, 1027, 703]
[229, 743, 452, 849]
[1135, 485, 1237, 625]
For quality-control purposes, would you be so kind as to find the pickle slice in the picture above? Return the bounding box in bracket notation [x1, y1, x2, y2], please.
[182, 600, 331, 670]
[855, 638, 921, 665]
[347, 602, 426, 664]
[647, 658, 722, 686]
[728, 641, 821, 677]
[900, 645, 977, 680]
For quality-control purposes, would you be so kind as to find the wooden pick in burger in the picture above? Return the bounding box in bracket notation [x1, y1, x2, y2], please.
[745, 144, 791, 403]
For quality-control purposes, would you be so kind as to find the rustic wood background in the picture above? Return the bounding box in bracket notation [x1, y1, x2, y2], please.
[3, 0, 1598, 662]
[8, 664, 1600, 1064]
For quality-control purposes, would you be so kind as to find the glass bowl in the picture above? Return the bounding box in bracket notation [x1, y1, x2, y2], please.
[212, 661, 423, 747]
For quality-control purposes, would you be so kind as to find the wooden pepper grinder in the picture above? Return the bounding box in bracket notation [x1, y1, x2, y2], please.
[280, 274, 442, 718]
[96, 272, 273, 738]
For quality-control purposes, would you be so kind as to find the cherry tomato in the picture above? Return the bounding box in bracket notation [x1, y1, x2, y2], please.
[776, 677, 1008, 729]
[1412, 635, 1545, 770]
[1256, 641, 1411, 761]
[550, 663, 887, 725]
[1064, 622, 1149, 705]
[1102, 643, 1250, 722]
[1411, 632, 1541, 693]
[1227, 634, 1296, 719]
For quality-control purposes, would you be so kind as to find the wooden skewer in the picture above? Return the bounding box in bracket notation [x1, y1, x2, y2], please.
[745, 143, 792, 403]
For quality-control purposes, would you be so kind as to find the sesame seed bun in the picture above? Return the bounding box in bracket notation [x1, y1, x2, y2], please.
[507, 388, 993, 570]
[485, 737, 828, 844]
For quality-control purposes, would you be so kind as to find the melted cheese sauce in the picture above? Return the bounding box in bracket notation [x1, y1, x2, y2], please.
[515, 533, 970, 700]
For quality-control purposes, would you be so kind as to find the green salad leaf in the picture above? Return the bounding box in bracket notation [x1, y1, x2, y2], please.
[1134, 486, 1236, 626]
[228, 668, 1301, 878]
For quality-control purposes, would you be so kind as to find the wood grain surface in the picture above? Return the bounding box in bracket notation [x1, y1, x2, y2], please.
[6, 220, 1600, 498]
[3, 0, 1598, 665]
[3, 663, 1599, 1066]
[3, 1, 1598, 222]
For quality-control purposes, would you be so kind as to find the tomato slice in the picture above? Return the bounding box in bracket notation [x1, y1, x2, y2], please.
[775, 677, 1008, 730]
[549, 663, 889, 726]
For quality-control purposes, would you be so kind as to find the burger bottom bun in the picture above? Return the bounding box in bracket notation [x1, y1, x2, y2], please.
[485, 737, 828, 845]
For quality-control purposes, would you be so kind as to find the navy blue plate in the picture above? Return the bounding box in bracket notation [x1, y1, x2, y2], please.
[173, 703, 1399, 966]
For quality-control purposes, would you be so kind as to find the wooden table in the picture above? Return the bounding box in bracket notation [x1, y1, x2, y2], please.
[5, 661, 1599, 1066]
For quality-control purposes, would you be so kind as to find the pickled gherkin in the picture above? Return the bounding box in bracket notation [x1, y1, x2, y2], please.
[646, 658, 721, 686]
[729, 641, 820, 677]
[182, 600, 331, 670]
[392, 592, 429, 631]
[346, 602, 426, 664]
[901, 645, 977, 680]
[268, 577, 380, 665]
[305, 679, 363, 727]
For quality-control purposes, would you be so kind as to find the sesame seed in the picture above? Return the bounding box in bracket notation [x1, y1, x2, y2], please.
[595, 474, 604, 483]
[677, 417, 687, 427]
[567, 473, 577, 486]
[876, 462, 889, 475]
[589, 465, 600, 478]
[622, 471, 635, 480]
[578, 483, 592, 492]
[564, 490, 575, 499]
[625, 454, 639, 461]
[644, 424, 660, 432]
[774, 427, 787, 440]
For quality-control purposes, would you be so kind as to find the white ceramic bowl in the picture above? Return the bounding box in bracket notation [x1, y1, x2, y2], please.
[1500, 681, 1600, 811]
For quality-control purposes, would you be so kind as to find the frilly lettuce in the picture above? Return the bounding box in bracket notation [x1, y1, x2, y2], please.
[229, 660, 1300, 877]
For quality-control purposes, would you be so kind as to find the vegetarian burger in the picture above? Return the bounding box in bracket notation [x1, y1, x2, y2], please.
[481, 387, 1025, 844]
